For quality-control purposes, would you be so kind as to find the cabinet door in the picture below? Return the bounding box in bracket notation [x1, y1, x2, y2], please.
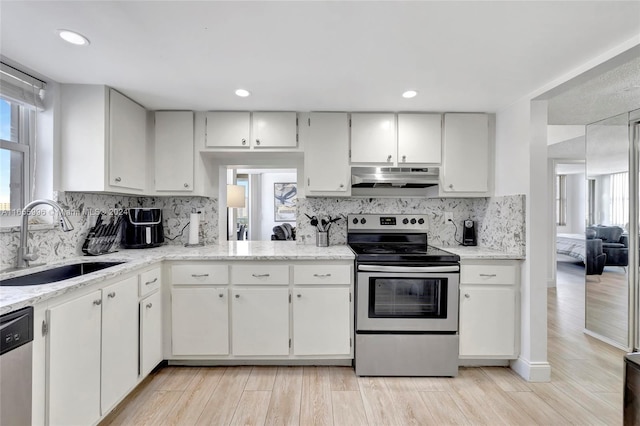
[205, 112, 251, 148]
[397, 113, 442, 164]
[441, 113, 489, 193]
[109, 89, 147, 190]
[350, 113, 396, 164]
[155, 111, 194, 191]
[459, 286, 516, 357]
[48, 290, 102, 426]
[140, 291, 163, 377]
[231, 288, 289, 355]
[171, 287, 229, 355]
[293, 288, 351, 355]
[305, 113, 350, 193]
[101, 277, 139, 414]
[252, 112, 297, 148]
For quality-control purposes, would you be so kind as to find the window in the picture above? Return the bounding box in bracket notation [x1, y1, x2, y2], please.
[0, 62, 45, 215]
[610, 171, 629, 227]
[556, 174, 566, 226]
[0, 98, 32, 212]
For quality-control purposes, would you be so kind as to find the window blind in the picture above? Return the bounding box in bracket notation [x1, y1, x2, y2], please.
[0, 62, 45, 110]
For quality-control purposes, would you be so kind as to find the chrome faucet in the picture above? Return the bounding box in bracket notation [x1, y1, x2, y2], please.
[17, 199, 74, 268]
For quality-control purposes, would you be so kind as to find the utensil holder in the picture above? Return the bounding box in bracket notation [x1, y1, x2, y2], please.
[316, 231, 329, 247]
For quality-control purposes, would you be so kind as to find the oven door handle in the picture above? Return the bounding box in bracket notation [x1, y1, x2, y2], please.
[357, 265, 460, 273]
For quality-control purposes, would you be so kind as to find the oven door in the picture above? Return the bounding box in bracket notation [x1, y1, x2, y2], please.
[356, 266, 459, 332]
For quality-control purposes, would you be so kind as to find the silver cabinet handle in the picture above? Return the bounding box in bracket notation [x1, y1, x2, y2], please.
[242, 138, 247, 145]
[219, 293, 224, 298]
[252, 273, 270, 278]
[256, 139, 261, 145]
[308, 178, 311, 186]
[93, 299, 102, 306]
[448, 184, 453, 189]
[313, 273, 332, 278]
[191, 273, 209, 277]
[339, 184, 344, 188]
[145, 277, 158, 286]
[146, 303, 153, 309]
[297, 294, 302, 298]
[479, 274, 497, 278]
[402, 155, 406, 162]
[235, 294, 240, 299]
[184, 183, 189, 188]
[387, 155, 392, 162]
[464, 293, 470, 298]
[107, 292, 116, 298]
[114, 177, 121, 183]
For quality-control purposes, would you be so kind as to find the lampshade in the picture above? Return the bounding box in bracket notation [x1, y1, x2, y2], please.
[227, 184, 246, 208]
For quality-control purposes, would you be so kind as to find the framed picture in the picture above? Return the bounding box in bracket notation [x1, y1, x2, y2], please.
[274, 182, 297, 222]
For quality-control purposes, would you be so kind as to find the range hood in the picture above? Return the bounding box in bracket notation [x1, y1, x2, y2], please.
[351, 167, 439, 197]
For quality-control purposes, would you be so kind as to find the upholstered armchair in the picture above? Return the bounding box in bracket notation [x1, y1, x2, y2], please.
[587, 225, 628, 267]
[585, 236, 606, 275]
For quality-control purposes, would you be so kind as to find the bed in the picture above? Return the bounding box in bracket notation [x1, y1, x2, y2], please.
[556, 233, 586, 263]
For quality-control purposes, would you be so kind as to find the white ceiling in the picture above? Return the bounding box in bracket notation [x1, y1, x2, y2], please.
[1, 1, 639, 113]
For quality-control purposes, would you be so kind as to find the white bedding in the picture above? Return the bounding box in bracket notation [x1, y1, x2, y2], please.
[556, 233, 585, 263]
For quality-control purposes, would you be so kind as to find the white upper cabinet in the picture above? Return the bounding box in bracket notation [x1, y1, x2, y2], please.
[397, 113, 442, 165]
[60, 85, 147, 194]
[252, 112, 297, 148]
[205, 111, 297, 149]
[440, 113, 490, 195]
[205, 111, 251, 148]
[109, 89, 147, 191]
[350, 113, 396, 164]
[305, 112, 350, 195]
[154, 111, 194, 192]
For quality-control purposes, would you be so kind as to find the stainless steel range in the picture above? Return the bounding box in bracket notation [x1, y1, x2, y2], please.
[348, 214, 460, 377]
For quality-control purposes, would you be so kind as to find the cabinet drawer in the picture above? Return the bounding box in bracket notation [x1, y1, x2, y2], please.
[171, 264, 229, 285]
[293, 265, 352, 285]
[461, 264, 516, 285]
[139, 267, 161, 297]
[231, 264, 289, 285]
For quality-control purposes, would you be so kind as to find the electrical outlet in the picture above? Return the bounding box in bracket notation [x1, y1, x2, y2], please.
[444, 212, 453, 223]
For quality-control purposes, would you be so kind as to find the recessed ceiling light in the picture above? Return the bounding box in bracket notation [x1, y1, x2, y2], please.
[235, 89, 250, 97]
[57, 29, 90, 46]
[402, 90, 418, 98]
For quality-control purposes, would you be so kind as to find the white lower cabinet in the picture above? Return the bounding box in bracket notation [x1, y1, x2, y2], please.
[47, 276, 139, 426]
[459, 260, 519, 359]
[231, 288, 289, 356]
[101, 277, 139, 413]
[292, 288, 351, 355]
[171, 287, 229, 355]
[140, 290, 163, 377]
[48, 290, 102, 426]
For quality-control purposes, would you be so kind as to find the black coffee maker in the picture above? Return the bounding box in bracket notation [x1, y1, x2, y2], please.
[462, 219, 477, 246]
[122, 208, 164, 248]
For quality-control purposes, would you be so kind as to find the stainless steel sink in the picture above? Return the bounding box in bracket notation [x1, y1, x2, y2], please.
[0, 262, 125, 286]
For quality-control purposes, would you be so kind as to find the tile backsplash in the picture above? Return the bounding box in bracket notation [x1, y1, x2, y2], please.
[297, 194, 525, 255]
[0, 191, 524, 271]
[0, 192, 218, 270]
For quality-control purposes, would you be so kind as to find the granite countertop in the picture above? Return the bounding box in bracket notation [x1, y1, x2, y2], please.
[438, 245, 525, 260]
[0, 241, 355, 315]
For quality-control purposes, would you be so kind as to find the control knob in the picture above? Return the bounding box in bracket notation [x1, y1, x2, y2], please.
[410, 218, 417, 224]
[418, 218, 425, 224]
[352, 218, 358, 224]
[402, 218, 409, 225]
[361, 218, 367, 224]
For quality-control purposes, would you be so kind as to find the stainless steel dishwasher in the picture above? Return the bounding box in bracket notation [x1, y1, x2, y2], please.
[0, 306, 33, 426]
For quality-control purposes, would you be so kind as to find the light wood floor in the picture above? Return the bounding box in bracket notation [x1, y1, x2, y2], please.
[585, 262, 628, 345]
[101, 266, 627, 425]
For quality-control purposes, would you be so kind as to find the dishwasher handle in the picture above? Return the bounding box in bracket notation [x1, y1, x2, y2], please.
[0, 306, 33, 355]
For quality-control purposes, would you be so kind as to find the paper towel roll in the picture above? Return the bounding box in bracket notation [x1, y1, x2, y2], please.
[188, 213, 200, 245]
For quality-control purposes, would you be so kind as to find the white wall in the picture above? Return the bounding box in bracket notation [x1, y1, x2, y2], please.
[259, 171, 297, 240]
[495, 98, 551, 382]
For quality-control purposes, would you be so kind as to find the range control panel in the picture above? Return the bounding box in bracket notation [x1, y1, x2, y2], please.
[347, 214, 428, 232]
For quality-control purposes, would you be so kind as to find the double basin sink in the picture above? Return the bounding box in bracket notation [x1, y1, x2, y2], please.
[0, 262, 125, 286]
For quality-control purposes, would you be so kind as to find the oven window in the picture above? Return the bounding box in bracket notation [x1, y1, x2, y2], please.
[368, 277, 447, 318]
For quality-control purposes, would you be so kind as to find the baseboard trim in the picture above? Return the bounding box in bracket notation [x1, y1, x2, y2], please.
[510, 357, 551, 382]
